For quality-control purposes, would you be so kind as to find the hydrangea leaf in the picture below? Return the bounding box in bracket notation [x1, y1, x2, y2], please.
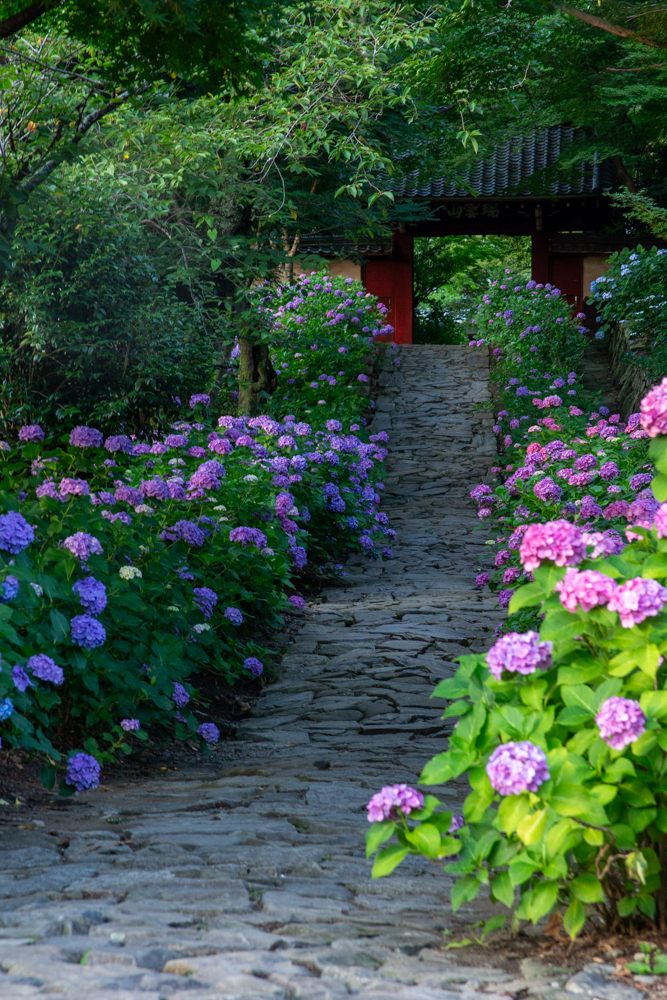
[371, 844, 408, 879]
[365, 820, 395, 858]
[516, 808, 548, 846]
[508, 582, 544, 614]
[563, 897, 586, 939]
[490, 871, 514, 908]
[571, 873, 605, 903]
[498, 793, 531, 835]
[404, 822, 441, 857]
[451, 873, 482, 913]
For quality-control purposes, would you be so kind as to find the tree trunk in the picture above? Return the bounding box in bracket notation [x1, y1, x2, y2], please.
[237, 337, 278, 415]
[208, 340, 234, 406]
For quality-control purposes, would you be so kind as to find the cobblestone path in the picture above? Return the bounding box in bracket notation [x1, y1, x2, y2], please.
[0, 346, 524, 1000]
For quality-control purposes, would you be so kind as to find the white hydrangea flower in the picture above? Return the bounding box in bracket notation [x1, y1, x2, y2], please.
[134, 504, 154, 514]
[213, 504, 227, 512]
[243, 475, 259, 483]
[30, 582, 43, 597]
[192, 623, 211, 633]
[168, 458, 186, 466]
[167, 605, 179, 612]
[119, 566, 143, 580]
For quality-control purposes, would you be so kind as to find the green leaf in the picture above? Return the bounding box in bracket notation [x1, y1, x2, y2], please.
[561, 684, 597, 714]
[405, 822, 441, 857]
[50, 608, 70, 642]
[366, 821, 395, 857]
[617, 896, 638, 918]
[371, 844, 408, 878]
[516, 808, 548, 846]
[651, 473, 667, 502]
[563, 897, 586, 939]
[451, 874, 481, 913]
[498, 794, 531, 835]
[641, 553, 667, 579]
[528, 880, 559, 923]
[641, 690, 667, 718]
[570, 873, 604, 903]
[420, 750, 473, 785]
[490, 870, 514, 907]
[40, 764, 56, 791]
[508, 581, 544, 614]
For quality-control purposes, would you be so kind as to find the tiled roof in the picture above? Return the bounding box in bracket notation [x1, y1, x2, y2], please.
[391, 125, 614, 199]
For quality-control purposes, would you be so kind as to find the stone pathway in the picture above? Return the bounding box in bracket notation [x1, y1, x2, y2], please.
[0, 346, 581, 999]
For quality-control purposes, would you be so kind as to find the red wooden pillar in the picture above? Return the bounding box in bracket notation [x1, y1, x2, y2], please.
[363, 233, 413, 343]
[531, 230, 550, 286]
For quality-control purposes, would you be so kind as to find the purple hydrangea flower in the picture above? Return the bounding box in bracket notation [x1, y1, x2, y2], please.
[519, 520, 585, 572]
[533, 477, 562, 503]
[0, 511, 34, 554]
[36, 481, 63, 502]
[229, 526, 268, 548]
[172, 520, 206, 546]
[69, 426, 103, 448]
[66, 752, 101, 791]
[497, 589, 514, 608]
[114, 485, 142, 506]
[71, 615, 106, 649]
[486, 631, 552, 680]
[555, 568, 617, 613]
[366, 784, 424, 822]
[596, 697, 646, 750]
[12, 665, 33, 691]
[104, 435, 133, 454]
[120, 718, 140, 731]
[132, 443, 151, 456]
[582, 529, 625, 558]
[59, 477, 90, 498]
[72, 577, 107, 615]
[475, 573, 490, 588]
[486, 741, 549, 795]
[209, 436, 233, 456]
[173, 682, 190, 707]
[607, 577, 667, 627]
[599, 461, 619, 481]
[288, 595, 306, 609]
[164, 434, 188, 448]
[244, 656, 263, 676]
[189, 393, 211, 408]
[198, 722, 220, 743]
[187, 470, 221, 491]
[631, 473, 654, 490]
[193, 586, 218, 619]
[18, 424, 44, 443]
[140, 479, 171, 501]
[26, 654, 64, 685]
[63, 532, 103, 562]
[224, 606, 243, 625]
[0, 575, 18, 602]
[574, 454, 597, 472]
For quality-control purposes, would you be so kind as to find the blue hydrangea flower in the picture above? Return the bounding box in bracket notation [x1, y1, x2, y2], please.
[72, 577, 107, 615]
[66, 752, 101, 791]
[71, 615, 106, 649]
[0, 511, 34, 554]
[198, 722, 220, 743]
[0, 697, 14, 720]
[27, 654, 64, 685]
[0, 575, 19, 602]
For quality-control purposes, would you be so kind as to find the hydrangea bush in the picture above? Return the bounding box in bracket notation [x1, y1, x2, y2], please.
[0, 272, 394, 792]
[366, 270, 667, 936]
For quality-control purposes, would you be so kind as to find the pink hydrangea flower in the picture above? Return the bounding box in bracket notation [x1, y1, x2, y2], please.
[607, 577, 667, 627]
[640, 378, 667, 437]
[486, 631, 552, 680]
[654, 503, 667, 539]
[519, 520, 586, 572]
[366, 784, 424, 822]
[554, 568, 617, 613]
[486, 741, 549, 796]
[596, 697, 646, 750]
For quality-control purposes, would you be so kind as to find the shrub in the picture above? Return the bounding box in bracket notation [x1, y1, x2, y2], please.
[0, 273, 395, 790]
[365, 269, 667, 937]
